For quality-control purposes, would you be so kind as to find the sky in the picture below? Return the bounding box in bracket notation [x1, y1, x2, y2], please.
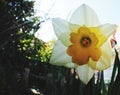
[34, 0, 120, 80]
[34, 0, 120, 42]
[34, 0, 120, 24]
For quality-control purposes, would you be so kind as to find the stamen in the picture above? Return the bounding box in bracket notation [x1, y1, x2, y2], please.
[80, 36, 91, 47]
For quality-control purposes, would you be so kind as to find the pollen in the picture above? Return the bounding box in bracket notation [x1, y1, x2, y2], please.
[80, 36, 91, 47]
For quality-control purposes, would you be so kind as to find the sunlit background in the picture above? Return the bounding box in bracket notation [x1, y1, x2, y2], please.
[34, 0, 120, 80]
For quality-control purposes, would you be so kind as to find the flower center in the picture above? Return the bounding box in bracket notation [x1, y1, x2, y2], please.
[80, 36, 91, 47]
[67, 26, 101, 65]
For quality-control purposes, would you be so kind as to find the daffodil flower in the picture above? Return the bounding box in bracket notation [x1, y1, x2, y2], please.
[50, 4, 117, 84]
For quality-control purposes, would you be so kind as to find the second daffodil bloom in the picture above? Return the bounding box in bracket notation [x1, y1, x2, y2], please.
[50, 4, 117, 84]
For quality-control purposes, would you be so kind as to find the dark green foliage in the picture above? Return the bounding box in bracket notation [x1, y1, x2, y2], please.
[107, 49, 120, 95]
[19, 35, 53, 62]
[0, 0, 37, 94]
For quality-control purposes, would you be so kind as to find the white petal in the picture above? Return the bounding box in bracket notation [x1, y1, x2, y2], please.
[88, 24, 117, 70]
[64, 62, 76, 68]
[88, 41, 113, 70]
[59, 32, 71, 46]
[52, 18, 71, 46]
[52, 18, 70, 37]
[96, 41, 113, 70]
[76, 64, 94, 84]
[68, 4, 100, 26]
[59, 24, 82, 46]
[99, 24, 117, 38]
[50, 40, 75, 68]
[69, 24, 81, 33]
